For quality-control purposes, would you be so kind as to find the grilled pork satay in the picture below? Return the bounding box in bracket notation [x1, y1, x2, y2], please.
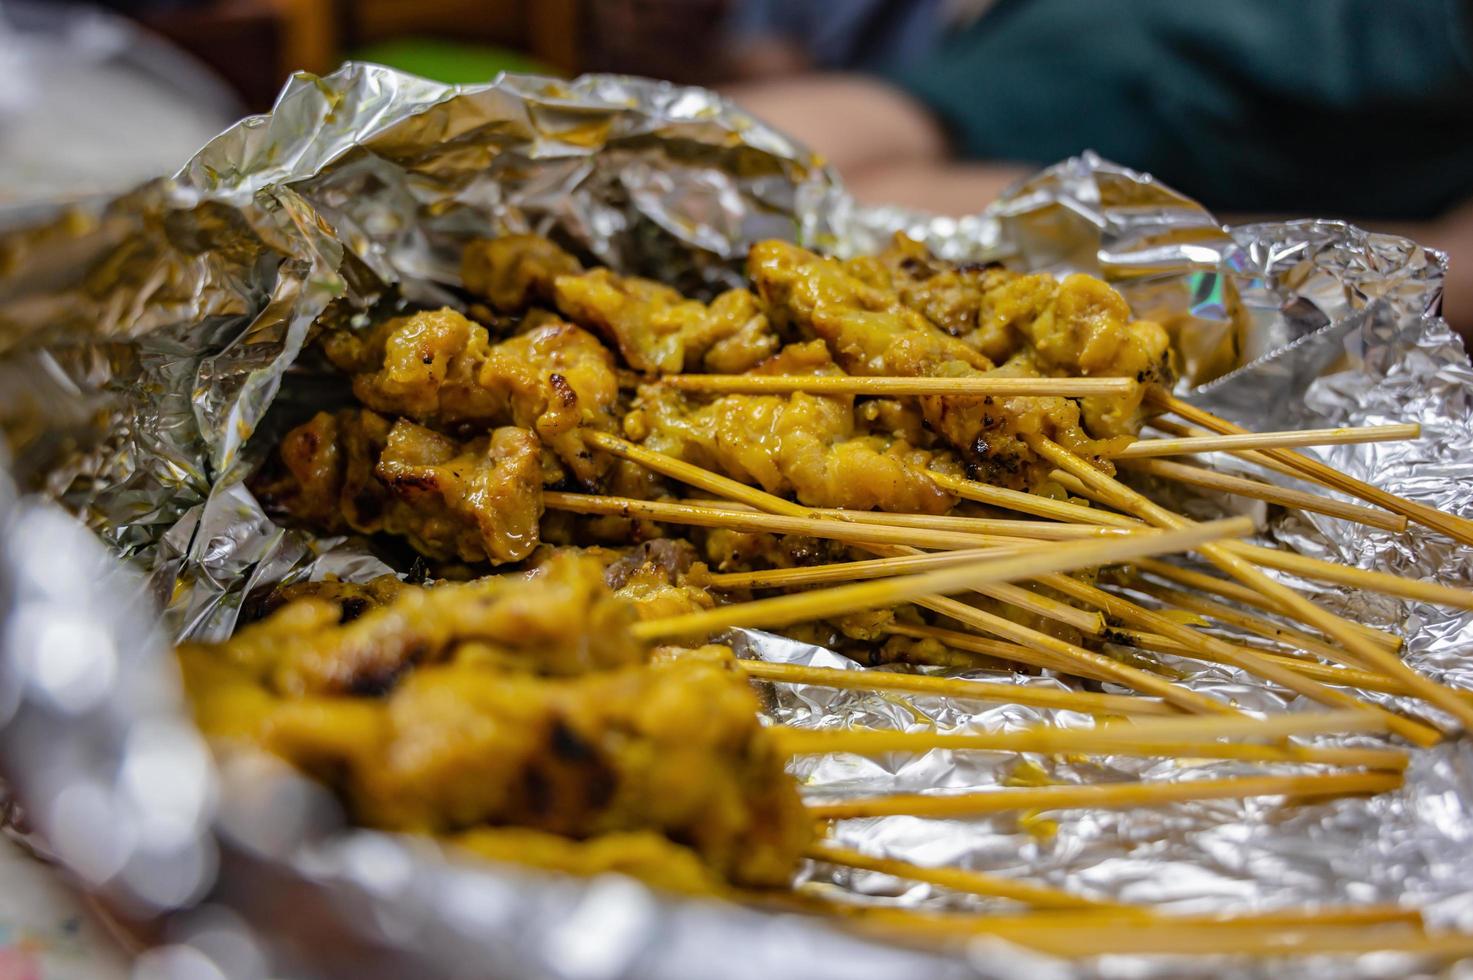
[202, 657, 808, 889]
[322, 308, 620, 486]
[181, 551, 646, 697]
[460, 233, 584, 312]
[551, 269, 780, 375]
[624, 341, 963, 513]
[253, 408, 544, 565]
[259, 574, 409, 622]
[597, 539, 719, 621]
[843, 234, 1019, 362]
[451, 827, 728, 896]
[849, 234, 1173, 432]
[748, 238, 1171, 492]
[460, 234, 779, 375]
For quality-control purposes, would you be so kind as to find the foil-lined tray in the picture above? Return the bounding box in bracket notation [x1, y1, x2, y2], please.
[1, 64, 1471, 979]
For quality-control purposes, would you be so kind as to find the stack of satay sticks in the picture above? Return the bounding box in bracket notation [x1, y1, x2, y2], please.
[175, 232, 1473, 963]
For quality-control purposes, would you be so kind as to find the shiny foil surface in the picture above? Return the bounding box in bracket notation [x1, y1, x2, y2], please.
[0, 64, 1471, 979]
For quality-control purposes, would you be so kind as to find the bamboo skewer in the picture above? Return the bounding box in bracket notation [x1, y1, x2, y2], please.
[1088, 708, 1388, 741]
[1152, 387, 1473, 547]
[1122, 457, 1408, 532]
[915, 586, 1403, 723]
[967, 581, 1107, 634]
[908, 596, 1236, 715]
[1055, 465, 1473, 612]
[1031, 434, 1473, 735]
[1112, 629, 1473, 706]
[544, 493, 1010, 551]
[583, 430, 811, 518]
[1010, 928, 1469, 961]
[1150, 416, 1371, 489]
[807, 770, 1403, 820]
[684, 502, 1112, 633]
[1122, 579, 1369, 668]
[775, 726, 1408, 771]
[730, 552, 1421, 735]
[642, 436, 1425, 733]
[845, 911, 1459, 959]
[679, 509, 1109, 636]
[583, 433, 1128, 637]
[938, 568, 1440, 745]
[698, 546, 1106, 635]
[884, 621, 1153, 685]
[656, 374, 1138, 398]
[1148, 415, 1313, 474]
[736, 660, 1178, 716]
[588, 420, 1445, 721]
[924, 467, 1142, 528]
[1113, 424, 1420, 459]
[836, 904, 1426, 933]
[631, 517, 1255, 641]
[667, 456, 1426, 735]
[587, 437, 1137, 644]
[701, 549, 1009, 590]
[690, 499, 1126, 540]
[805, 842, 1119, 910]
[1226, 542, 1473, 612]
[1132, 559, 1403, 651]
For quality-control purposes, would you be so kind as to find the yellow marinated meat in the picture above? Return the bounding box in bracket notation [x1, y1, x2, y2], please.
[260, 574, 408, 623]
[321, 308, 505, 424]
[179, 551, 644, 696]
[859, 234, 1172, 387]
[695, 527, 851, 574]
[551, 268, 779, 375]
[1014, 273, 1172, 435]
[451, 828, 727, 896]
[181, 646, 810, 890]
[461, 234, 780, 374]
[322, 308, 620, 486]
[599, 539, 718, 622]
[461, 233, 584, 313]
[748, 239, 1160, 491]
[254, 408, 543, 564]
[624, 341, 961, 513]
[854, 234, 1173, 439]
[844, 234, 1020, 363]
[375, 420, 544, 563]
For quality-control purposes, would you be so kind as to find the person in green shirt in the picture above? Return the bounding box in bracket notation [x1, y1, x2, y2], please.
[724, 0, 1473, 336]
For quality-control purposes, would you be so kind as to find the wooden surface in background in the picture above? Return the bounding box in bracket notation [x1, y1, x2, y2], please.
[136, 0, 583, 110]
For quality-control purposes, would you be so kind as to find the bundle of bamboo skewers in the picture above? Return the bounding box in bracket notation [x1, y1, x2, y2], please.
[546, 378, 1473, 960]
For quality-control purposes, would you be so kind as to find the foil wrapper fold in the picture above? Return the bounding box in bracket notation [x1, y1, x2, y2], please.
[1, 64, 1471, 979]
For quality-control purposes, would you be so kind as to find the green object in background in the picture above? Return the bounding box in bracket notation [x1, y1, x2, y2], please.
[351, 38, 557, 85]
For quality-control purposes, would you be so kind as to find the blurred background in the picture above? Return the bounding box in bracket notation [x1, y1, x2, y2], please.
[0, 0, 1469, 329]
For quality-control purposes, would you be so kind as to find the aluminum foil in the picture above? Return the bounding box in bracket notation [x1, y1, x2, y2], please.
[1, 63, 1472, 979]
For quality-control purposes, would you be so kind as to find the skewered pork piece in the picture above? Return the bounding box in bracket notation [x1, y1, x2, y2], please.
[178, 549, 811, 891]
[625, 341, 963, 513]
[462, 233, 779, 375]
[260, 573, 409, 622]
[451, 827, 728, 896]
[181, 552, 645, 696]
[843, 235, 1019, 362]
[748, 238, 1171, 491]
[253, 408, 544, 565]
[187, 655, 809, 889]
[460, 233, 583, 312]
[322, 308, 621, 485]
[552, 270, 780, 375]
